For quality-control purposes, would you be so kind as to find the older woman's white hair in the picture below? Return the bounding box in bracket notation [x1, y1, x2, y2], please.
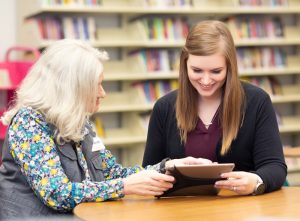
[2, 39, 108, 142]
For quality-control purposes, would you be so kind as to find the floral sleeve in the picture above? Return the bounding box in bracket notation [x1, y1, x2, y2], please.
[100, 150, 161, 180]
[8, 108, 125, 212]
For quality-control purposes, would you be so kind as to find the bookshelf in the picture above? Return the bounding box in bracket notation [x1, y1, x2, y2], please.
[284, 147, 300, 186]
[17, 0, 300, 170]
[18, 0, 300, 17]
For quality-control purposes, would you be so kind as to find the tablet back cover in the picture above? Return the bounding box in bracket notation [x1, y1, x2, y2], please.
[159, 163, 235, 197]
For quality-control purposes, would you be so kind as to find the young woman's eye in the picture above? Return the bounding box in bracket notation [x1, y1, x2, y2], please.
[212, 70, 221, 74]
[193, 69, 202, 73]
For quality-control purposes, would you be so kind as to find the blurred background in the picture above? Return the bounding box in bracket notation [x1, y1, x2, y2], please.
[0, 0, 299, 186]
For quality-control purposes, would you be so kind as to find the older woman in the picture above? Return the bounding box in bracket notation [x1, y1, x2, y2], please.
[0, 39, 205, 219]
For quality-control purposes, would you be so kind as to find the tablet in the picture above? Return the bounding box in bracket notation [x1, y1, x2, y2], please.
[159, 163, 235, 197]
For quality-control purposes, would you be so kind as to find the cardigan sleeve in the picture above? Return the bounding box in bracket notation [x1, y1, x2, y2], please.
[142, 99, 167, 167]
[252, 95, 287, 192]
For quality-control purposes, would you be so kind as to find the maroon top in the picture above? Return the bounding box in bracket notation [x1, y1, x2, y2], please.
[185, 111, 221, 162]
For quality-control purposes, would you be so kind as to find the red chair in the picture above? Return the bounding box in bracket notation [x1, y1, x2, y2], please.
[0, 47, 40, 165]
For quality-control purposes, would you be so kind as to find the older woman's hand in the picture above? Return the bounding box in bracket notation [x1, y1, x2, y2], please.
[123, 170, 174, 196]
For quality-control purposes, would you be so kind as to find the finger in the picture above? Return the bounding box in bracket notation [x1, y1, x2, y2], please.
[214, 183, 235, 191]
[139, 190, 164, 196]
[152, 191, 164, 196]
[215, 179, 247, 191]
[195, 158, 213, 164]
[214, 178, 241, 188]
[150, 172, 175, 183]
[215, 183, 242, 192]
[184, 157, 213, 165]
[158, 181, 173, 189]
[148, 179, 173, 190]
[215, 184, 248, 195]
[147, 184, 171, 192]
[220, 171, 243, 179]
[139, 185, 168, 195]
[150, 180, 173, 190]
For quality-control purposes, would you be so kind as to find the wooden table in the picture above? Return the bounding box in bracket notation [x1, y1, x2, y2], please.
[74, 187, 300, 221]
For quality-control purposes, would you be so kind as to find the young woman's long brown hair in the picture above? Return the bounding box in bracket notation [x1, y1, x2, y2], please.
[176, 20, 246, 155]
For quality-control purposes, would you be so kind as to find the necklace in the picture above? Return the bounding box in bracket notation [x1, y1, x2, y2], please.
[203, 122, 213, 127]
[201, 105, 220, 128]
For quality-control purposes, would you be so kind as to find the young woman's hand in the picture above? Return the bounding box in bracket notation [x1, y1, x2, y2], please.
[214, 171, 260, 195]
[123, 170, 174, 196]
[166, 156, 213, 169]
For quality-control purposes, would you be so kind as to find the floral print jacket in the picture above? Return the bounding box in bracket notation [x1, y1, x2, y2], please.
[8, 107, 158, 212]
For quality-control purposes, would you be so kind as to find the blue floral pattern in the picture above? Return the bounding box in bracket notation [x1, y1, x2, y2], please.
[8, 107, 158, 212]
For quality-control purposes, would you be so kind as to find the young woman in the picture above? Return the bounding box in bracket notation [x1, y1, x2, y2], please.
[0, 39, 206, 219]
[142, 20, 287, 195]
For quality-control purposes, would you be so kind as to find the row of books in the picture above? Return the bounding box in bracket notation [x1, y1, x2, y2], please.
[42, 0, 191, 7]
[130, 17, 189, 41]
[128, 49, 180, 73]
[92, 112, 151, 139]
[29, 14, 296, 43]
[242, 76, 281, 96]
[41, 0, 289, 7]
[27, 16, 96, 41]
[237, 47, 285, 70]
[42, 0, 102, 6]
[143, 0, 192, 7]
[128, 16, 291, 41]
[285, 152, 300, 171]
[127, 47, 286, 73]
[28, 16, 189, 41]
[93, 115, 105, 137]
[132, 80, 178, 104]
[238, 0, 288, 6]
[227, 16, 284, 39]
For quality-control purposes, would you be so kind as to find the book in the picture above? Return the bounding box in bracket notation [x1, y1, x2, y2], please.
[94, 116, 105, 138]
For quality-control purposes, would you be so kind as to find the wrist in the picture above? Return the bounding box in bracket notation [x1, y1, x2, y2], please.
[121, 178, 130, 196]
[252, 175, 265, 195]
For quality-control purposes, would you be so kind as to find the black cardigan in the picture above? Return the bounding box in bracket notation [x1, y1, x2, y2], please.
[142, 82, 287, 193]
